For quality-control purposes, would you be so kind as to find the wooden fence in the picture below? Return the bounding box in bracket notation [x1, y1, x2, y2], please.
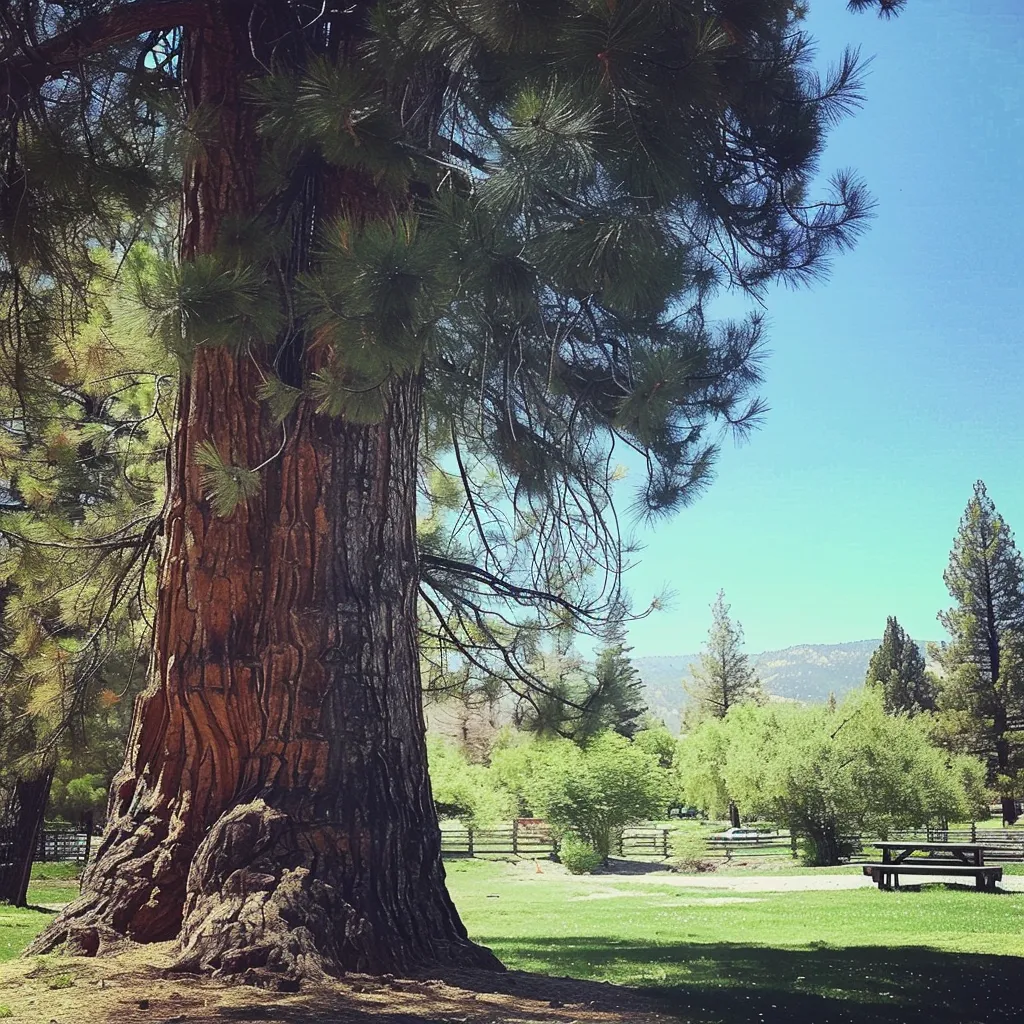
[879, 827, 1024, 864]
[439, 823, 674, 859]
[22, 821, 1024, 866]
[35, 823, 94, 864]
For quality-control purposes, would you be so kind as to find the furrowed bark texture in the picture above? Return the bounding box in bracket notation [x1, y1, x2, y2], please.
[28, 1, 496, 980]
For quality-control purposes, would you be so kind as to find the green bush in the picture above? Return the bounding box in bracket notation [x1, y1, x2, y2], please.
[669, 829, 717, 873]
[559, 835, 603, 875]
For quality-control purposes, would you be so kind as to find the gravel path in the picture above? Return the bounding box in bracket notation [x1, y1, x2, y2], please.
[622, 871, 1024, 892]
[518, 863, 1024, 893]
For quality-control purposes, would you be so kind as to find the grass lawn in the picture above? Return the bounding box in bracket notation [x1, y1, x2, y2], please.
[446, 859, 1024, 1024]
[2, 859, 1022, 1022]
[0, 864, 80, 962]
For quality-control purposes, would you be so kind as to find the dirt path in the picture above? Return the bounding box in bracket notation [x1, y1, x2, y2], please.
[508, 862, 1024, 893]
[0, 945, 669, 1024]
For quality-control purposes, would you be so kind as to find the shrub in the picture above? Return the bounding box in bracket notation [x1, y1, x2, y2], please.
[559, 834, 603, 875]
[669, 828, 718, 873]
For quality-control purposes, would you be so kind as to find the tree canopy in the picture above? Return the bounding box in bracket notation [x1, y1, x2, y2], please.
[685, 590, 763, 726]
[866, 616, 936, 716]
[0, 0, 907, 980]
[934, 481, 1024, 824]
[677, 690, 986, 865]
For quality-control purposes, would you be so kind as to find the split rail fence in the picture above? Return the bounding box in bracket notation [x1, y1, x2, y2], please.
[18, 822, 1024, 866]
[439, 823, 674, 859]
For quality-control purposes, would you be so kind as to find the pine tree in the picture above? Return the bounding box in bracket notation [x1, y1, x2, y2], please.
[588, 625, 647, 740]
[3, 0, 904, 979]
[685, 590, 764, 726]
[0, 253, 166, 903]
[935, 481, 1024, 825]
[866, 616, 936, 716]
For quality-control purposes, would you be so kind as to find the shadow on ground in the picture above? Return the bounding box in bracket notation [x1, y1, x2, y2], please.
[469, 937, 1023, 1024]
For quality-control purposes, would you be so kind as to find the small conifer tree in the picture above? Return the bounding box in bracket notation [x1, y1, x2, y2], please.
[685, 590, 764, 727]
[866, 616, 936, 715]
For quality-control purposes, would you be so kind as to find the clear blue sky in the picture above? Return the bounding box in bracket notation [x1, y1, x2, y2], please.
[623, 0, 1024, 657]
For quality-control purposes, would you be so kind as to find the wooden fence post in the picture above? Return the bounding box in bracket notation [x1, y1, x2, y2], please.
[662, 829, 669, 858]
[512, 819, 519, 857]
[971, 821, 977, 843]
[467, 828, 474, 858]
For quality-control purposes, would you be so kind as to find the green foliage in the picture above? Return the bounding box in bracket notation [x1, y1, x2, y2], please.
[509, 624, 646, 743]
[426, 737, 513, 828]
[194, 441, 262, 518]
[255, 376, 302, 425]
[934, 481, 1024, 809]
[250, 57, 413, 189]
[669, 826, 718, 873]
[558, 834, 602, 875]
[0, 249, 167, 782]
[866, 616, 936, 715]
[132, 253, 283, 361]
[47, 773, 107, 822]
[507, 731, 668, 859]
[632, 723, 678, 769]
[685, 591, 764, 727]
[673, 714, 733, 818]
[0, 0, 901, 789]
[489, 732, 571, 817]
[678, 691, 987, 865]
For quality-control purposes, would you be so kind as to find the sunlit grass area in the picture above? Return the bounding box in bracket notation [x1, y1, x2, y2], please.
[0, 864, 80, 961]
[446, 859, 1024, 1023]
[3, 857, 1023, 1022]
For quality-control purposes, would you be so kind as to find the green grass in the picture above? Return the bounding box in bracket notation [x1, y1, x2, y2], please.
[26, 863, 80, 909]
[28, 864, 79, 882]
[1, 858, 1023, 1022]
[446, 859, 1024, 1024]
[0, 905, 49, 963]
[0, 863, 80, 961]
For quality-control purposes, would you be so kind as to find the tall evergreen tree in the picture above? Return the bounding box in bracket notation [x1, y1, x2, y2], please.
[2, 0, 903, 980]
[685, 590, 763, 726]
[935, 481, 1024, 825]
[0, 255, 166, 902]
[588, 622, 647, 740]
[866, 616, 936, 716]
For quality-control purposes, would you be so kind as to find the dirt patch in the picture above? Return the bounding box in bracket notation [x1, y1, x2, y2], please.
[0, 945, 670, 1024]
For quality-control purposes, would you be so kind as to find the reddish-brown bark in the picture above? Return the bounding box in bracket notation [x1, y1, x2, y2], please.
[28, 1, 498, 981]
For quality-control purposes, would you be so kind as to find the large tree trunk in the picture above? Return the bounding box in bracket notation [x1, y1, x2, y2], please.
[28, 2, 498, 982]
[0, 769, 53, 907]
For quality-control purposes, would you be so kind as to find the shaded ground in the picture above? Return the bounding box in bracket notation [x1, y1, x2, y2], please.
[4, 859, 1022, 1023]
[0, 945, 667, 1024]
[494, 937, 1024, 1024]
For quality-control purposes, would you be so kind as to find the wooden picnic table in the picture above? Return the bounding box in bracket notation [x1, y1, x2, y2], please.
[874, 840, 986, 866]
[863, 841, 1002, 891]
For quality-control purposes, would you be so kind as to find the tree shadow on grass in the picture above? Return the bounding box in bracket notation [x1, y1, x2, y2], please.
[466, 937, 1023, 1024]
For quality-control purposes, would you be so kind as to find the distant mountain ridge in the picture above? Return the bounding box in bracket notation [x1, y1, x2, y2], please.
[634, 639, 938, 733]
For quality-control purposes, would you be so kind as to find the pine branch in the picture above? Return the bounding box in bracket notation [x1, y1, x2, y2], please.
[1, 1, 212, 104]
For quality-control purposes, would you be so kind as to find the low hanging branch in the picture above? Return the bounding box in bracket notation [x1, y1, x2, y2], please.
[0, 1, 211, 106]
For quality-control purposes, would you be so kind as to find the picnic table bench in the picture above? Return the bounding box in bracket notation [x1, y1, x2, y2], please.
[862, 841, 1003, 891]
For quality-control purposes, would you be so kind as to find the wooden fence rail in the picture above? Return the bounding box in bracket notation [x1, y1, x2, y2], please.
[18, 822, 1024, 866]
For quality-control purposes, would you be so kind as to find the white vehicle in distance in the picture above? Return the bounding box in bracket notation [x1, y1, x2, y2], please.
[710, 827, 762, 841]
